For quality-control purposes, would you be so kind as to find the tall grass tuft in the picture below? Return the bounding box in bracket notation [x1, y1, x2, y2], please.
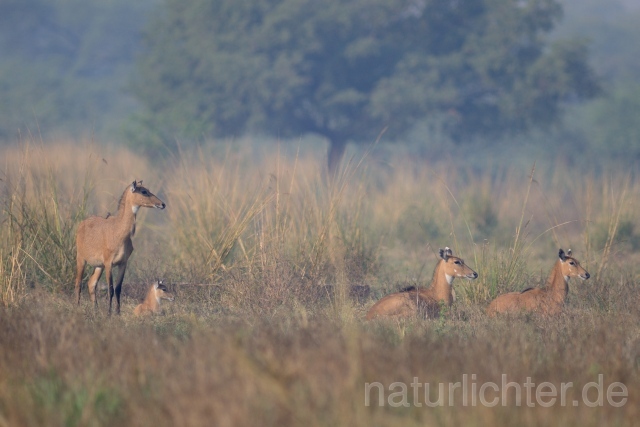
[460, 164, 536, 302]
[584, 174, 632, 280]
[0, 244, 27, 306]
[1, 143, 95, 292]
[199, 145, 382, 319]
[164, 146, 274, 282]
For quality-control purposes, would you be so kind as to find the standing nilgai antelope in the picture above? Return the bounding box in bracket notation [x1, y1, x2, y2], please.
[366, 247, 478, 320]
[75, 181, 166, 314]
[134, 280, 174, 316]
[487, 249, 590, 317]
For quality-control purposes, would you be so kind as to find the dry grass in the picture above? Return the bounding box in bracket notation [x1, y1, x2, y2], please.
[0, 138, 639, 425]
[0, 290, 637, 426]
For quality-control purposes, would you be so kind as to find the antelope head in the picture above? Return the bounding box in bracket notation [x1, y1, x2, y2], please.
[154, 280, 175, 302]
[130, 181, 166, 212]
[558, 249, 590, 281]
[439, 247, 478, 284]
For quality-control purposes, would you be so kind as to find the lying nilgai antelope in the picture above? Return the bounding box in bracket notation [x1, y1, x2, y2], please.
[75, 181, 166, 314]
[134, 280, 174, 316]
[486, 249, 590, 317]
[366, 247, 478, 320]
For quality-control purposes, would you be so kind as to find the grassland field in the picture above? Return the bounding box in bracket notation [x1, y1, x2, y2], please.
[0, 138, 639, 426]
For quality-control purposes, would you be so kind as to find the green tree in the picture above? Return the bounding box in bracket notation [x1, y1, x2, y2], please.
[552, 0, 640, 161]
[133, 0, 600, 173]
[0, 0, 158, 141]
[555, 0, 640, 82]
[578, 83, 640, 159]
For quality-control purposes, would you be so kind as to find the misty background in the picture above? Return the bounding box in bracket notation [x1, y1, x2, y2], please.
[1, 0, 639, 170]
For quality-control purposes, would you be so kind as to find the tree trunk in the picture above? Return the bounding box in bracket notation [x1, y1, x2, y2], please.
[327, 138, 346, 178]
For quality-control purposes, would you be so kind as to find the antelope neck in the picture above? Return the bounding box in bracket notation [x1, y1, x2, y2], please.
[113, 194, 138, 238]
[426, 260, 453, 303]
[544, 260, 569, 300]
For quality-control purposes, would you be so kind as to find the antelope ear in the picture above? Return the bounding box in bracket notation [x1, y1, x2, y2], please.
[445, 247, 453, 257]
[559, 249, 567, 262]
[439, 248, 450, 261]
[567, 249, 572, 257]
[131, 181, 137, 192]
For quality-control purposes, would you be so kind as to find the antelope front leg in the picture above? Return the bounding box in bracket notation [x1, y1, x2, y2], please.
[113, 264, 127, 315]
[87, 267, 103, 309]
[105, 263, 115, 315]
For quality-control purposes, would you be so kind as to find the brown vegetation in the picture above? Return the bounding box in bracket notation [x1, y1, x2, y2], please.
[0, 140, 639, 426]
[0, 290, 638, 427]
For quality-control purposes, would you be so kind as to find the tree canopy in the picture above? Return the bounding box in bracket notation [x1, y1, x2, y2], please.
[134, 0, 600, 172]
[0, 0, 157, 140]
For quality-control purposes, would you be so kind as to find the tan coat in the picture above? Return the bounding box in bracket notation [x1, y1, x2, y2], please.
[134, 280, 174, 316]
[75, 181, 165, 314]
[487, 249, 590, 316]
[366, 247, 478, 320]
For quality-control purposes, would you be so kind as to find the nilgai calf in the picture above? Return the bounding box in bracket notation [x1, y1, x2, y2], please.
[134, 280, 174, 316]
